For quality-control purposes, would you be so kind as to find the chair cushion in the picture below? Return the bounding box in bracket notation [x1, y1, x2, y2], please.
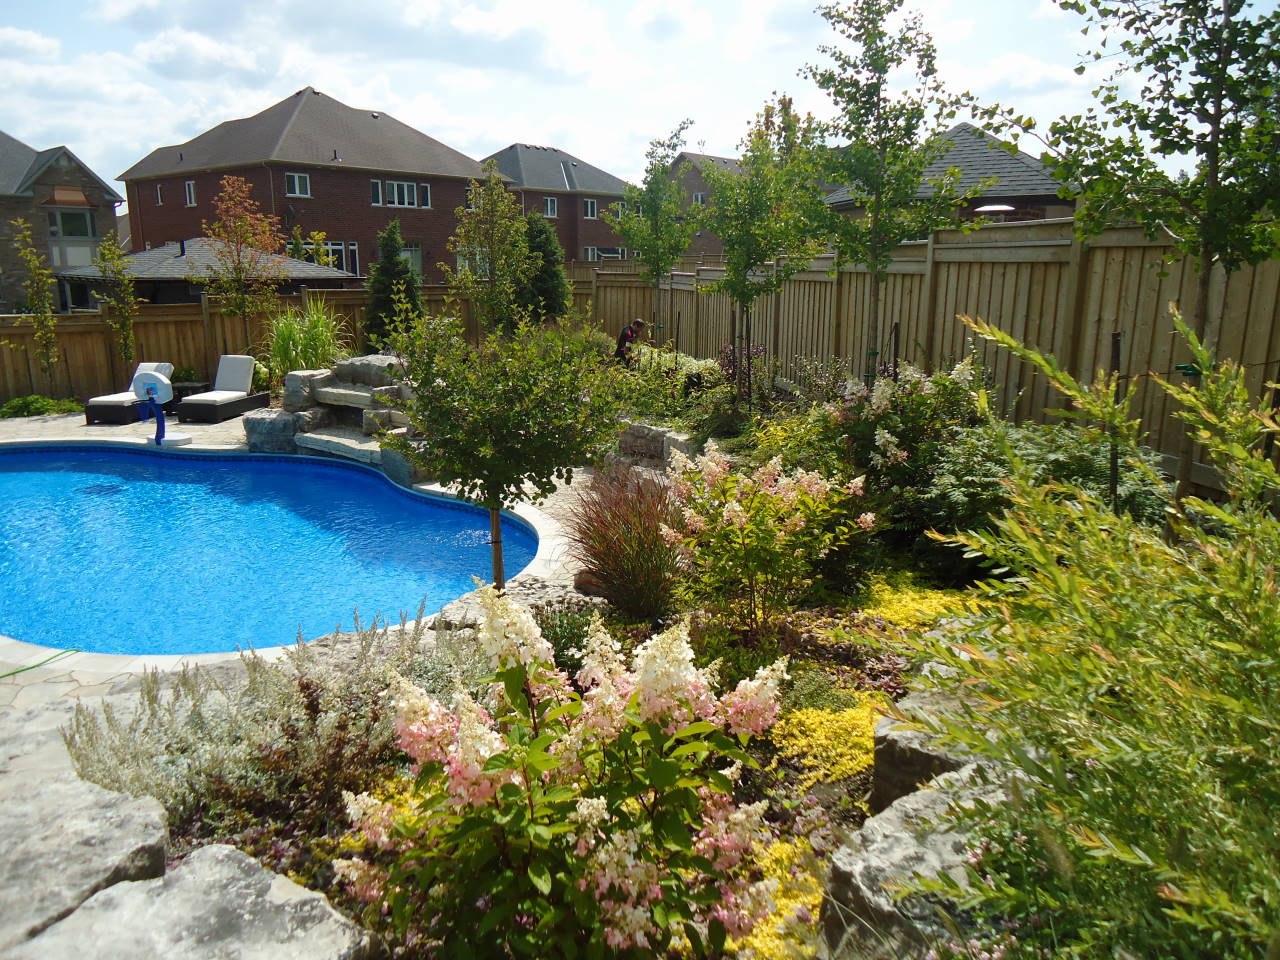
[213, 355, 256, 394]
[136, 361, 174, 379]
[182, 390, 249, 405]
[87, 391, 138, 405]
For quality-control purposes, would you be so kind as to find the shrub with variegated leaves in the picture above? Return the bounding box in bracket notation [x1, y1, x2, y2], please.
[334, 585, 788, 958]
[665, 443, 871, 631]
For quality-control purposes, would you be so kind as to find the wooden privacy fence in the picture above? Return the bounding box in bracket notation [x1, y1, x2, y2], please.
[613, 219, 1279, 463]
[5, 223, 1278, 467]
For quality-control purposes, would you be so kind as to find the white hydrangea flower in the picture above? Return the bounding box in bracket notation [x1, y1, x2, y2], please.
[472, 583, 555, 670]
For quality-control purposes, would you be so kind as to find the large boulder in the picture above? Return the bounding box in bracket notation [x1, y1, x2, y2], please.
[2, 844, 376, 960]
[335, 355, 403, 388]
[0, 774, 166, 950]
[282, 369, 332, 412]
[871, 690, 971, 812]
[243, 408, 299, 454]
[822, 763, 1008, 960]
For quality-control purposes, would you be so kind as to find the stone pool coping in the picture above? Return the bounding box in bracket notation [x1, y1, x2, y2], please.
[0, 435, 569, 678]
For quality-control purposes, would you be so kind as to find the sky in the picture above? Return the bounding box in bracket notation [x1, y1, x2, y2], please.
[0, 0, 1246, 204]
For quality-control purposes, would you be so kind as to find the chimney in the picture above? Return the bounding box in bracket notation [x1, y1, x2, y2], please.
[178, 239, 186, 256]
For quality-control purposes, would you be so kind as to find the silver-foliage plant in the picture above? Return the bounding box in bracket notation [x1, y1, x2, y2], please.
[64, 612, 486, 825]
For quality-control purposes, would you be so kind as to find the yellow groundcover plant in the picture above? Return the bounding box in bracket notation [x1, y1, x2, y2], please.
[771, 694, 886, 791]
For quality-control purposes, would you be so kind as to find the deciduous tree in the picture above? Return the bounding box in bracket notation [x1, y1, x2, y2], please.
[5, 217, 58, 381]
[698, 97, 824, 403]
[442, 161, 536, 332]
[200, 175, 286, 332]
[603, 122, 696, 334]
[383, 307, 620, 589]
[805, 0, 986, 382]
[92, 230, 138, 366]
[981, 0, 1280, 496]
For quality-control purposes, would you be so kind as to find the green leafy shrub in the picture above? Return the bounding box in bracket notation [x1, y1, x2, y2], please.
[839, 360, 982, 533]
[170, 366, 201, 383]
[618, 344, 722, 424]
[747, 402, 849, 476]
[530, 599, 601, 680]
[908, 317, 1280, 958]
[563, 461, 682, 621]
[335, 586, 787, 957]
[0, 394, 82, 417]
[261, 295, 352, 385]
[786, 355, 850, 405]
[918, 419, 1171, 534]
[668, 445, 872, 631]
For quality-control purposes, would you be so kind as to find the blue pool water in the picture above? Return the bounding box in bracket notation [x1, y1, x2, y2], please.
[0, 446, 537, 656]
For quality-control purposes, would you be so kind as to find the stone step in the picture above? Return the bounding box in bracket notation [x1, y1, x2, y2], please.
[312, 382, 377, 410]
[295, 426, 382, 465]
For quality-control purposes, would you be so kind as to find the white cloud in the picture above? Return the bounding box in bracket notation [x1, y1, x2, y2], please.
[133, 27, 261, 75]
[92, 0, 165, 22]
[0, 27, 60, 59]
[1032, 0, 1069, 17]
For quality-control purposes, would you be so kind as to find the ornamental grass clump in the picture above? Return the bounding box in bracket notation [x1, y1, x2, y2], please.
[563, 462, 682, 621]
[666, 444, 872, 631]
[334, 585, 789, 957]
[261, 294, 352, 386]
[904, 316, 1280, 958]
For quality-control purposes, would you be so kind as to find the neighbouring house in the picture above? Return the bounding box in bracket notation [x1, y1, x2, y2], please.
[119, 87, 492, 282]
[0, 130, 124, 313]
[823, 122, 1075, 223]
[670, 151, 742, 258]
[484, 144, 629, 262]
[57, 237, 357, 306]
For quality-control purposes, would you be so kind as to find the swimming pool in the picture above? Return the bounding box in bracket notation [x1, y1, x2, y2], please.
[0, 445, 538, 656]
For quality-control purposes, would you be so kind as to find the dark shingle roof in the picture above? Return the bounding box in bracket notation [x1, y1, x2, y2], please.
[57, 238, 354, 281]
[484, 144, 628, 195]
[824, 122, 1062, 207]
[119, 88, 488, 182]
[673, 151, 742, 175]
[0, 130, 123, 202]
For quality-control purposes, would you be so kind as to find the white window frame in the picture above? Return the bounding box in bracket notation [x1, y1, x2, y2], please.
[543, 196, 558, 218]
[155, 184, 163, 205]
[692, 192, 707, 206]
[371, 179, 383, 206]
[583, 198, 597, 219]
[284, 172, 311, 198]
[418, 183, 432, 208]
[385, 180, 417, 207]
[184, 180, 196, 207]
[584, 246, 599, 262]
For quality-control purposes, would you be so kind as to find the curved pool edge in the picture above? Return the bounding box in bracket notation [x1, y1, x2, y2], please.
[0, 436, 569, 677]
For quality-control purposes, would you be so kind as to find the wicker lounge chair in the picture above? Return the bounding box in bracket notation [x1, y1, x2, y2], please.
[175, 355, 269, 423]
[84, 362, 175, 425]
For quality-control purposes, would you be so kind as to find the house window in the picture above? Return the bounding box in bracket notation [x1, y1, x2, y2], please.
[399, 242, 423, 275]
[457, 250, 489, 278]
[385, 181, 416, 207]
[692, 192, 707, 206]
[543, 196, 557, 218]
[284, 172, 311, 197]
[583, 198, 597, 219]
[584, 246, 599, 262]
[347, 242, 360, 276]
[371, 179, 383, 205]
[155, 184, 163, 205]
[47, 210, 94, 238]
[465, 186, 474, 210]
[303, 240, 359, 274]
[184, 180, 196, 206]
[418, 183, 431, 208]
[597, 247, 625, 260]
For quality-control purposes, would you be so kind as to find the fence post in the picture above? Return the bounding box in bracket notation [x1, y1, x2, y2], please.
[1109, 330, 1122, 511]
[200, 291, 216, 379]
[920, 230, 938, 370]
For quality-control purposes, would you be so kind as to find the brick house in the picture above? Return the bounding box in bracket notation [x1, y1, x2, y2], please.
[670, 151, 741, 258]
[0, 130, 123, 313]
[484, 144, 629, 262]
[824, 123, 1075, 222]
[119, 87, 491, 282]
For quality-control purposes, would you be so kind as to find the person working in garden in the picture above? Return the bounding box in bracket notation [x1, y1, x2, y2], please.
[614, 319, 646, 366]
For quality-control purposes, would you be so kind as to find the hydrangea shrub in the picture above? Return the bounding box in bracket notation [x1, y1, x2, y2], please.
[334, 586, 789, 957]
[664, 444, 871, 630]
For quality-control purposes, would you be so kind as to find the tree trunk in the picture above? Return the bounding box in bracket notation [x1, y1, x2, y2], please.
[489, 506, 506, 592]
[867, 272, 883, 383]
